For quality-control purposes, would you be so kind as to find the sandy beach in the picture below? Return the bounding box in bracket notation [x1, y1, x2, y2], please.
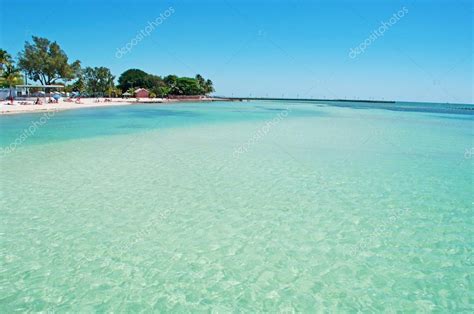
[0, 97, 224, 115]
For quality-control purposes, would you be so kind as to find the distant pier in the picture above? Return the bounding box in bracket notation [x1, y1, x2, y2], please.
[218, 97, 396, 103]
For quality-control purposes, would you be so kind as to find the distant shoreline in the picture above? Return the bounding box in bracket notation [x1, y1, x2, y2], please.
[0, 97, 234, 115]
[227, 97, 396, 103]
[2, 96, 472, 116]
[225, 97, 474, 106]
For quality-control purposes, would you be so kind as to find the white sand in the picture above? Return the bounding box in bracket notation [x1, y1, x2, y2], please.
[0, 97, 220, 115]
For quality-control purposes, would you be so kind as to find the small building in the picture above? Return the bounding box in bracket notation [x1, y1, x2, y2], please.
[134, 88, 149, 98]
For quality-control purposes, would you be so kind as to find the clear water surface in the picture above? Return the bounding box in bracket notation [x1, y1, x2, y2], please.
[0, 100, 473, 311]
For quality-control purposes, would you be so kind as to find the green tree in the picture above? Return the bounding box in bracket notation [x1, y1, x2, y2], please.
[204, 79, 214, 94]
[163, 75, 180, 94]
[18, 36, 81, 85]
[151, 85, 170, 98]
[0, 51, 23, 96]
[195, 74, 205, 89]
[1, 63, 23, 88]
[163, 75, 178, 91]
[145, 74, 166, 97]
[83, 67, 115, 96]
[0, 49, 10, 75]
[104, 85, 121, 97]
[70, 77, 86, 93]
[163, 75, 178, 85]
[118, 71, 215, 96]
[144, 74, 165, 90]
[118, 69, 149, 92]
[175, 77, 202, 95]
[195, 74, 214, 95]
[67, 67, 86, 93]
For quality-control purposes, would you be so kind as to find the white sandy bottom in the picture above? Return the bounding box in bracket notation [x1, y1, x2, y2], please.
[1, 109, 472, 311]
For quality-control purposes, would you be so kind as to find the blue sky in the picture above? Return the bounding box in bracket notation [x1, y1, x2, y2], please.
[1, 0, 472, 103]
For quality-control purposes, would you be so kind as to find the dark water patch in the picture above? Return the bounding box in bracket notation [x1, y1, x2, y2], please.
[127, 108, 199, 118]
[300, 100, 474, 115]
[425, 114, 474, 121]
[253, 106, 288, 111]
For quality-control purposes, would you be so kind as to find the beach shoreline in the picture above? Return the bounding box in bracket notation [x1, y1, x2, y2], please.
[0, 97, 232, 115]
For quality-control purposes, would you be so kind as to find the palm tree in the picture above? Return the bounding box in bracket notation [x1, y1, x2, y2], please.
[1, 62, 23, 99]
[205, 79, 214, 94]
[195, 74, 207, 94]
[0, 49, 12, 75]
[195, 74, 205, 86]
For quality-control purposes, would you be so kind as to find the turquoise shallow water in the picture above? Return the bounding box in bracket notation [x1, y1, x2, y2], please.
[0, 101, 473, 311]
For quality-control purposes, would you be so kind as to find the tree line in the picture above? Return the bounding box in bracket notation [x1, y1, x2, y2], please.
[1, 36, 214, 98]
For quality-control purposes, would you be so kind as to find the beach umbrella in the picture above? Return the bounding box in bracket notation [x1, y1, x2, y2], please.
[52, 94, 61, 100]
